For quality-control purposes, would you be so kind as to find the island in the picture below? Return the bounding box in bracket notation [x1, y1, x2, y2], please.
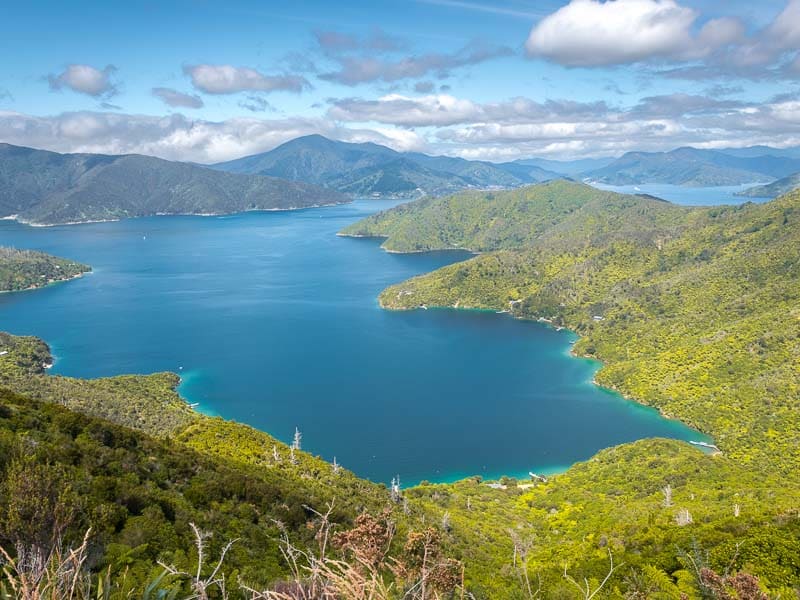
[0, 247, 90, 292]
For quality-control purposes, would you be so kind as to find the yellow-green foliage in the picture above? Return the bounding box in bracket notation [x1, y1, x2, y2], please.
[343, 180, 800, 595]
[360, 182, 800, 475]
[0, 333, 197, 435]
[407, 439, 800, 598]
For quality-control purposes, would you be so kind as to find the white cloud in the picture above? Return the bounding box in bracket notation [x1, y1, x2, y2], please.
[184, 64, 310, 95]
[47, 64, 118, 97]
[0, 111, 426, 163]
[525, 0, 698, 66]
[525, 0, 800, 80]
[766, 0, 800, 50]
[329, 94, 483, 126]
[152, 87, 204, 109]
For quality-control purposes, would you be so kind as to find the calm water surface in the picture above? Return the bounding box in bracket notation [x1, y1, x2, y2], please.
[591, 182, 772, 205]
[0, 200, 708, 485]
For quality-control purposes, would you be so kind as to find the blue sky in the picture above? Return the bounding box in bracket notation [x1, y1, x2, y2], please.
[1, 0, 799, 162]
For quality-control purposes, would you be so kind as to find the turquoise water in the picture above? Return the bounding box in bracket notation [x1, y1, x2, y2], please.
[591, 182, 772, 205]
[0, 200, 709, 485]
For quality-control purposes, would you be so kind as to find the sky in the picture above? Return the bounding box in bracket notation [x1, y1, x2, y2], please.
[1, 0, 799, 163]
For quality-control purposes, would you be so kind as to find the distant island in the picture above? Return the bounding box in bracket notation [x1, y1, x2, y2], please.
[736, 171, 800, 198]
[0, 246, 90, 292]
[0, 143, 348, 226]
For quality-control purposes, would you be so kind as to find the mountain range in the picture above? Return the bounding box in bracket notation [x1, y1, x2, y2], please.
[212, 134, 560, 197]
[581, 146, 800, 186]
[6, 137, 800, 227]
[0, 143, 347, 225]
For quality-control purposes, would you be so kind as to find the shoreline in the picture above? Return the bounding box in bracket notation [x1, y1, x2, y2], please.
[3, 200, 352, 228]
[378, 293, 717, 457]
[0, 270, 89, 295]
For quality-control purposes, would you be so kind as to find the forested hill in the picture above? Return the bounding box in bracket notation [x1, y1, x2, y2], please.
[340, 179, 691, 253]
[0, 143, 347, 225]
[580, 146, 800, 186]
[343, 181, 800, 476]
[0, 246, 90, 291]
[213, 134, 558, 198]
[737, 171, 800, 198]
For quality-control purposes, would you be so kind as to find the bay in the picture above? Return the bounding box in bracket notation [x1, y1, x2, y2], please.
[0, 200, 709, 485]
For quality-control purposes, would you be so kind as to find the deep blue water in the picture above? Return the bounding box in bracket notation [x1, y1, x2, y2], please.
[0, 200, 709, 485]
[591, 182, 772, 205]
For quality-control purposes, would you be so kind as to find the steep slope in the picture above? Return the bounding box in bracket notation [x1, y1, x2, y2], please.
[213, 134, 556, 197]
[0, 247, 90, 291]
[737, 171, 800, 198]
[582, 146, 800, 185]
[0, 143, 347, 225]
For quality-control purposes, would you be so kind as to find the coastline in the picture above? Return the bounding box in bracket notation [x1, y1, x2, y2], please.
[3, 200, 352, 227]
[0, 270, 89, 294]
[377, 292, 717, 457]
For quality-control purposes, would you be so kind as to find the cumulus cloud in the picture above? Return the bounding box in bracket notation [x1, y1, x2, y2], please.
[152, 87, 204, 109]
[526, 0, 699, 66]
[0, 110, 426, 163]
[184, 64, 310, 95]
[525, 0, 800, 81]
[322, 89, 800, 159]
[47, 64, 118, 97]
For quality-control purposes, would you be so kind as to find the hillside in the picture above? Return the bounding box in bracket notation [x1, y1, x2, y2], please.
[0, 247, 90, 292]
[344, 181, 800, 477]
[581, 146, 800, 186]
[213, 134, 558, 198]
[0, 143, 347, 225]
[737, 172, 800, 198]
[2, 312, 799, 595]
[340, 179, 684, 253]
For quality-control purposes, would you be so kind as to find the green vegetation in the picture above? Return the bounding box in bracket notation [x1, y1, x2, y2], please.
[0, 143, 347, 225]
[2, 179, 800, 597]
[737, 172, 800, 198]
[581, 147, 800, 186]
[0, 247, 89, 292]
[338, 179, 800, 595]
[213, 134, 557, 198]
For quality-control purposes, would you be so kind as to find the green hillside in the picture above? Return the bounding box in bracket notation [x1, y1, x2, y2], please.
[580, 147, 800, 186]
[348, 181, 800, 474]
[0, 247, 90, 292]
[0, 143, 347, 225]
[213, 134, 557, 198]
[737, 172, 800, 198]
[2, 181, 800, 597]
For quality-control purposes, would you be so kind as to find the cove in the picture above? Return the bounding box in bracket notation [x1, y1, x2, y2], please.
[0, 200, 709, 485]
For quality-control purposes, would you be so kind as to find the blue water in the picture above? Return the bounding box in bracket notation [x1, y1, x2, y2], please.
[0, 200, 708, 485]
[591, 182, 772, 205]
